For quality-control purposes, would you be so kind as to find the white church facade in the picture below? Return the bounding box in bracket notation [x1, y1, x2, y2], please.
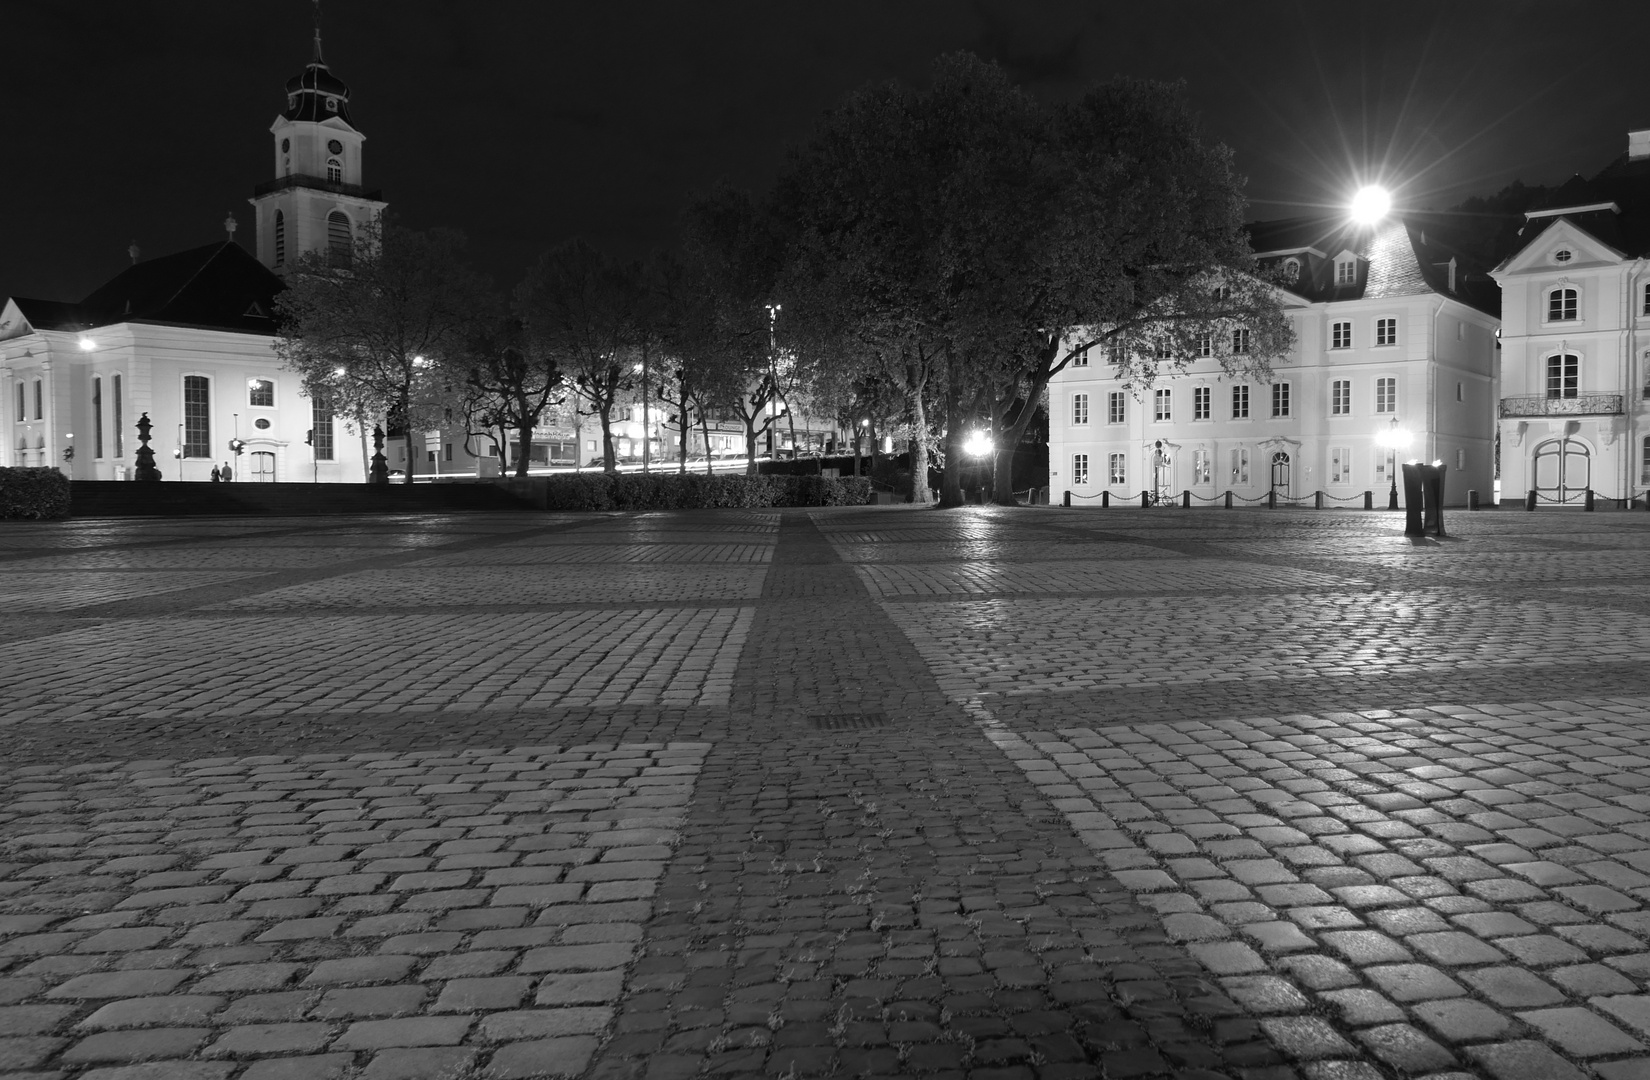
[0, 33, 385, 483]
[1049, 217, 1501, 507]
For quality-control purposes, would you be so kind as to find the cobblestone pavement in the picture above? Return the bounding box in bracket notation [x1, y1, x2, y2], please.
[3, 505, 1650, 1079]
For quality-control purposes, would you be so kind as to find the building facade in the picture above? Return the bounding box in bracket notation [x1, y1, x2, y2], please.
[1492, 128, 1650, 505]
[0, 35, 380, 483]
[1049, 217, 1500, 508]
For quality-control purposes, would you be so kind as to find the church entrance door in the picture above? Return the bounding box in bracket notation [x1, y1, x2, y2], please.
[250, 451, 276, 483]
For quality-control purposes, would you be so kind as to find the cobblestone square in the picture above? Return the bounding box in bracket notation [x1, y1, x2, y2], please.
[4, 504, 1650, 1079]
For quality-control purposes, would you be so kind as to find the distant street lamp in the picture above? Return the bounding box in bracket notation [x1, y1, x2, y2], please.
[964, 431, 993, 458]
[1376, 417, 1413, 510]
[1351, 185, 1392, 226]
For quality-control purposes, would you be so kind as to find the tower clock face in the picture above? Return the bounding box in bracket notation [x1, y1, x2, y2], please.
[327, 139, 344, 155]
[281, 138, 290, 153]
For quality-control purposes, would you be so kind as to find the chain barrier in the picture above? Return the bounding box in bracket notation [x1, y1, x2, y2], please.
[1321, 491, 1369, 504]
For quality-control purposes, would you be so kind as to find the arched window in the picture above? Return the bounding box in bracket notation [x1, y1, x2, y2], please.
[273, 210, 285, 266]
[1546, 353, 1580, 399]
[1283, 257, 1300, 283]
[327, 212, 352, 267]
[326, 158, 342, 184]
[1548, 286, 1578, 322]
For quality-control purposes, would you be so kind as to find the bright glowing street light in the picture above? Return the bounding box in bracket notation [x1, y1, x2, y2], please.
[1351, 185, 1392, 225]
[964, 431, 993, 458]
[78, 337, 96, 352]
[1376, 418, 1412, 509]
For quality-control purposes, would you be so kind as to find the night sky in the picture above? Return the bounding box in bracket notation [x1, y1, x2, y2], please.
[6, 0, 1648, 303]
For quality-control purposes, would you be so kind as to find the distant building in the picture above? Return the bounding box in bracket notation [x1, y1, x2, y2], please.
[1048, 217, 1500, 507]
[0, 31, 381, 482]
[1491, 126, 1650, 505]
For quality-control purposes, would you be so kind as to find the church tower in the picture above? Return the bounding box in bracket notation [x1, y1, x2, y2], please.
[249, 20, 387, 273]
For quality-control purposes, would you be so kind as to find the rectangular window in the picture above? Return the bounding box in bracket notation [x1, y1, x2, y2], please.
[1330, 447, 1351, 485]
[1071, 347, 1089, 368]
[1331, 379, 1351, 415]
[1193, 386, 1210, 420]
[33, 379, 43, 420]
[1230, 448, 1249, 485]
[1231, 328, 1251, 354]
[92, 377, 103, 459]
[248, 379, 275, 408]
[183, 376, 210, 458]
[1196, 335, 1212, 358]
[1108, 453, 1126, 485]
[1271, 382, 1290, 418]
[1072, 453, 1089, 485]
[1336, 259, 1356, 285]
[445, 443, 453, 462]
[1193, 449, 1211, 485]
[1547, 353, 1579, 399]
[1376, 317, 1397, 346]
[1643, 284, 1650, 317]
[1548, 288, 1577, 321]
[13, 381, 21, 422]
[1375, 377, 1396, 414]
[1232, 384, 1250, 419]
[1154, 388, 1171, 421]
[1331, 321, 1352, 349]
[112, 374, 123, 457]
[1107, 392, 1125, 424]
[311, 392, 335, 461]
[1072, 393, 1089, 425]
[1643, 437, 1650, 484]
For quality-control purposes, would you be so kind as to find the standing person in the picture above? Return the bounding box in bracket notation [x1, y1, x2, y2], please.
[221, 461, 233, 482]
[210, 465, 221, 483]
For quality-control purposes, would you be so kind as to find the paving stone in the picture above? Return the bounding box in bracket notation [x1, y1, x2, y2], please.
[1412, 998, 1516, 1042]
[78, 995, 223, 1029]
[240, 1054, 354, 1080]
[60, 1027, 211, 1062]
[1515, 1006, 1644, 1056]
[1464, 1039, 1590, 1080]
[334, 1015, 474, 1049]
[485, 1036, 601, 1078]
[1460, 966, 1567, 1008]
[1354, 1022, 1456, 1072]
[360, 1046, 479, 1079]
[202, 1022, 332, 1057]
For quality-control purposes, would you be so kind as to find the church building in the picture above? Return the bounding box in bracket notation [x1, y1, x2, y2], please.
[0, 31, 383, 483]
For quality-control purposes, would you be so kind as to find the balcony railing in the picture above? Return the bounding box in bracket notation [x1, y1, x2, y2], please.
[252, 174, 383, 200]
[1499, 393, 1623, 418]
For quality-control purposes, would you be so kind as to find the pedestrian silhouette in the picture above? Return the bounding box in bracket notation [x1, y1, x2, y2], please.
[210, 465, 222, 483]
[221, 462, 233, 482]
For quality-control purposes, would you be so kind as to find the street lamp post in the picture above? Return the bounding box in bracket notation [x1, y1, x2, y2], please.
[1377, 417, 1412, 510]
[964, 430, 994, 503]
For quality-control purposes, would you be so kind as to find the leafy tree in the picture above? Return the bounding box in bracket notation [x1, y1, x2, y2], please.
[518, 240, 639, 473]
[461, 317, 566, 478]
[275, 219, 493, 483]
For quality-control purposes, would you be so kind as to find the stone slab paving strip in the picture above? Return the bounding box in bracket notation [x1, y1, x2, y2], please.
[0, 742, 708, 1079]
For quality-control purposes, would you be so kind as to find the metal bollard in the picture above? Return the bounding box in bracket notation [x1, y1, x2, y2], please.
[1224, 490, 1233, 509]
[1268, 490, 1277, 510]
[1141, 490, 1149, 508]
[1102, 490, 1109, 508]
[1364, 490, 1373, 510]
[1467, 489, 1480, 511]
[1314, 491, 1323, 510]
[1585, 488, 1595, 511]
[1182, 489, 1191, 509]
[1062, 490, 1071, 508]
[1526, 488, 1537, 511]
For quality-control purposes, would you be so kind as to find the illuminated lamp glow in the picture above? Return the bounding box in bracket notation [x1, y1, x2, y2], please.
[1351, 185, 1392, 225]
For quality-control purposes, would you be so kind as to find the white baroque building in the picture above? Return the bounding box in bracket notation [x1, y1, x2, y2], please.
[0, 33, 384, 483]
[1049, 217, 1500, 507]
[1492, 126, 1650, 505]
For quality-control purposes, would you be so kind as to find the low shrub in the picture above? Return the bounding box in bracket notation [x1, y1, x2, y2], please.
[0, 467, 70, 520]
[540, 472, 872, 511]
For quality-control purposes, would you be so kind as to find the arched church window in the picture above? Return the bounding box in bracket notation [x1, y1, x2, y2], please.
[326, 159, 342, 184]
[327, 212, 352, 267]
[274, 211, 285, 267]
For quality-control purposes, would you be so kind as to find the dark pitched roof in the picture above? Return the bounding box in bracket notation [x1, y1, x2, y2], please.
[9, 242, 284, 335]
[1513, 154, 1650, 258]
[1246, 215, 1499, 316]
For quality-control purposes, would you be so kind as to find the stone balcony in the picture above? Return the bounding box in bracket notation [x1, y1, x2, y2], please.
[1499, 393, 1624, 418]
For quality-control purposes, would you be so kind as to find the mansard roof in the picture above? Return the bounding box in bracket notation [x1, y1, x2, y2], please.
[1247, 215, 1499, 317]
[5, 243, 283, 337]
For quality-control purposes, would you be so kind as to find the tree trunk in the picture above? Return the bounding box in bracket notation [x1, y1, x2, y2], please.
[907, 384, 931, 505]
[515, 414, 533, 478]
[599, 403, 617, 473]
[678, 396, 689, 475]
[938, 378, 966, 508]
[700, 413, 714, 475]
[743, 414, 759, 476]
[992, 363, 1055, 505]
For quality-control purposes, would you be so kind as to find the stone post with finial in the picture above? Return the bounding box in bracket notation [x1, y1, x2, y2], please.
[224, 213, 238, 244]
[134, 413, 162, 481]
[369, 425, 389, 484]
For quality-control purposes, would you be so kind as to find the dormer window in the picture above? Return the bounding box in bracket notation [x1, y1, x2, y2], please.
[1548, 286, 1578, 322]
[1283, 258, 1300, 283]
[1335, 259, 1356, 285]
[326, 159, 343, 184]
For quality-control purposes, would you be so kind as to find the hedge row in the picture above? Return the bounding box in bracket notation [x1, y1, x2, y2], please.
[542, 472, 874, 511]
[0, 467, 70, 520]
